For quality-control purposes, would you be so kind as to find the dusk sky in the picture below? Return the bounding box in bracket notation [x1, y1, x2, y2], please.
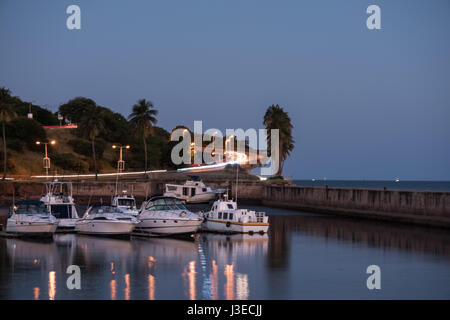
[1, 0, 449, 180]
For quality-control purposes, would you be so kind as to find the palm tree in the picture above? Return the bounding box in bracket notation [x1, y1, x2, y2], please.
[263, 104, 295, 177]
[128, 99, 158, 172]
[78, 107, 106, 180]
[0, 88, 17, 180]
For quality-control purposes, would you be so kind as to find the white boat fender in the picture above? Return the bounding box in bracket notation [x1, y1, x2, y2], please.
[180, 211, 186, 217]
[226, 221, 231, 228]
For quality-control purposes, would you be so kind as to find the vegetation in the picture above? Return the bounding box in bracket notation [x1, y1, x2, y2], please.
[0, 87, 177, 177]
[263, 104, 295, 177]
[128, 99, 158, 172]
[0, 87, 295, 178]
[78, 106, 106, 180]
[0, 88, 17, 180]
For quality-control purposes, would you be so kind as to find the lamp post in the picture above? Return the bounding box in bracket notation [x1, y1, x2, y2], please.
[28, 100, 36, 119]
[36, 140, 56, 176]
[112, 145, 130, 173]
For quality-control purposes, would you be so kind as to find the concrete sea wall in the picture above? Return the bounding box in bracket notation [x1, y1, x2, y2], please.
[234, 184, 450, 228]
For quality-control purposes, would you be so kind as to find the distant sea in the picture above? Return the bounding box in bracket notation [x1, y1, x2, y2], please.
[292, 180, 450, 191]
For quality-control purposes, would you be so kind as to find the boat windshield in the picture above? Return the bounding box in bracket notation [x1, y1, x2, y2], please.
[145, 198, 187, 211]
[90, 206, 118, 214]
[15, 203, 48, 215]
[117, 199, 135, 207]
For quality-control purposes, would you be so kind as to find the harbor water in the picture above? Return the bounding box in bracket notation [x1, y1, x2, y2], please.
[0, 205, 449, 300]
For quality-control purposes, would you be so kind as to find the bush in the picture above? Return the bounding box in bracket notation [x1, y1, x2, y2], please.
[68, 138, 106, 158]
[52, 153, 89, 173]
[6, 117, 47, 150]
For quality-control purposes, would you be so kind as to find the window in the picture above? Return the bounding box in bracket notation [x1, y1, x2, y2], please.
[118, 199, 135, 207]
[183, 188, 188, 196]
[229, 213, 233, 220]
[191, 188, 196, 196]
[223, 212, 228, 220]
[202, 188, 207, 192]
[218, 212, 222, 219]
[227, 204, 234, 209]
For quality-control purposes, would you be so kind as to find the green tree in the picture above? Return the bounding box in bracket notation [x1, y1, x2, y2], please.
[78, 107, 106, 180]
[263, 104, 295, 177]
[59, 97, 97, 124]
[0, 88, 17, 180]
[128, 99, 158, 172]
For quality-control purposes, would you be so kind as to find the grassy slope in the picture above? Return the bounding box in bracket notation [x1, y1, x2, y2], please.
[7, 128, 116, 176]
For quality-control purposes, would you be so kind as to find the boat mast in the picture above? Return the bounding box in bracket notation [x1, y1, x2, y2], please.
[235, 163, 239, 204]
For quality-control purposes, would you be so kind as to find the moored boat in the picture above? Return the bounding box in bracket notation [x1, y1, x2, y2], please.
[136, 196, 202, 236]
[40, 181, 79, 230]
[202, 195, 269, 234]
[163, 180, 225, 203]
[111, 192, 139, 216]
[6, 200, 58, 237]
[75, 204, 139, 236]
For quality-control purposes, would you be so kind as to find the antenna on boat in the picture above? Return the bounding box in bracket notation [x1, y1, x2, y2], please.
[12, 183, 15, 207]
[145, 182, 149, 201]
[235, 163, 239, 204]
[87, 193, 92, 209]
[114, 165, 119, 197]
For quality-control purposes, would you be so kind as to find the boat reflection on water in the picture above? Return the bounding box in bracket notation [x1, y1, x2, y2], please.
[1, 209, 449, 299]
[197, 233, 268, 300]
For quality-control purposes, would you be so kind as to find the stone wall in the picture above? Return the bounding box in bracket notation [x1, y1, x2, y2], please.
[234, 184, 450, 228]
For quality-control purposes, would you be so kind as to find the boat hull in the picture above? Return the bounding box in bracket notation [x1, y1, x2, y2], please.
[56, 218, 78, 230]
[203, 219, 269, 234]
[136, 218, 202, 235]
[6, 221, 58, 236]
[75, 220, 137, 235]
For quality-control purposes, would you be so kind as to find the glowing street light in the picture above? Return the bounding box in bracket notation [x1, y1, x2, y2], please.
[112, 145, 130, 172]
[35, 140, 56, 176]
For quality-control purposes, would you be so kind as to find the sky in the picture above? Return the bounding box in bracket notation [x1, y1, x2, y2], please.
[0, 0, 449, 180]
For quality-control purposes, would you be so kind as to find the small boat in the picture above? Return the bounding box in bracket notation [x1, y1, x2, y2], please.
[163, 180, 225, 203]
[6, 200, 58, 237]
[75, 204, 139, 236]
[111, 192, 139, 216]
[136, 196, 202, 236]
[40, 181, 79, 230]
[203, 195, 269, 234]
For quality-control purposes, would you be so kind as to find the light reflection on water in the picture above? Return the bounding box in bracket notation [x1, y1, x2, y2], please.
[0, 208, 449, 299]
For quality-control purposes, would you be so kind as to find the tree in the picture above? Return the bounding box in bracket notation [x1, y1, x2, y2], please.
[263, 104, 295, 177]
[128, 99, 158, 172]
[78, 106, 106, 180]
[0, 88, 17, 180]
[59, 97, 97, 124]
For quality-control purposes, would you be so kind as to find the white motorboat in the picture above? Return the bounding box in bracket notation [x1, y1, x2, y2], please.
[40, 181, 79, 230]
[75, 204, 139, 236]
[136, 196, 202, 236]
[111, 192, 139, 216]
[202, 195, 269, 234]
[6, 200, 58, 237]
[163, 180, 225, 203]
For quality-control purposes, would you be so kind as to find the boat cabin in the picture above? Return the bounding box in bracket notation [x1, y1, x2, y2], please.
[208, 200, 267, 223]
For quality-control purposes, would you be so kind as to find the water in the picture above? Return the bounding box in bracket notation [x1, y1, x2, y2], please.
[1, 205, 449, 300]
[293, 180, 450, 191]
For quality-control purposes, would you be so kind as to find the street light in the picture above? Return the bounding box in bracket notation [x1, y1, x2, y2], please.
[28, 100, 36, 119]
[36, 140, 56, 176]
[112, 145, 130, 172]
